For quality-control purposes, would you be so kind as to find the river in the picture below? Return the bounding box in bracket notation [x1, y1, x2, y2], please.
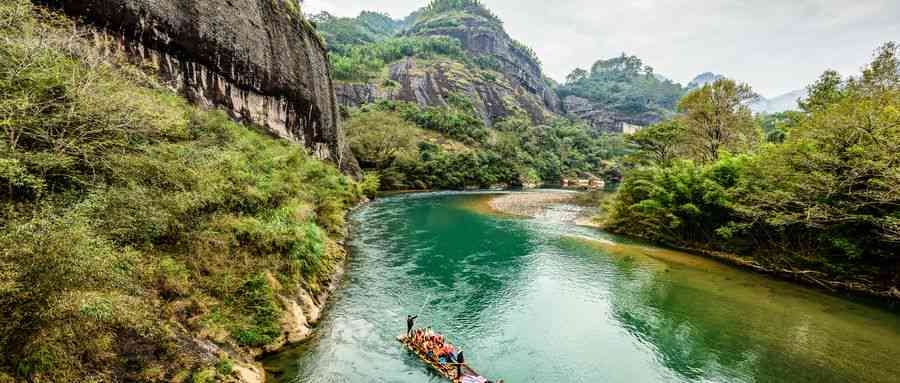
[262, 192, 900, 383]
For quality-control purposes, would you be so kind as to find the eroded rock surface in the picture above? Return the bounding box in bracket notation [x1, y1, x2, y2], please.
[334, 5, 560, 126]
[562, 95, 662, 134]
[39, 0, 359, 174]
[408, 14, 561, 115]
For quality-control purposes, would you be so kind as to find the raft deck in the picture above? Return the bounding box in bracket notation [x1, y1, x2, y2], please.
[396, 335, 496, 383]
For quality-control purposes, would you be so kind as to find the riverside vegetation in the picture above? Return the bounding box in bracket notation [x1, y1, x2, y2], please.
[344, 101, 627, 190]
[323, 0, 899, 298]
[2, 0, 899, 381]
[319, 0, 633, 190]
[604, 44, 900, 298]
[0, 3, 375, 381]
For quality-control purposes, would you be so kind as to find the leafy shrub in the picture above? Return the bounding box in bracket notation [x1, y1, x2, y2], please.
[232, 274, 282, 347]
[215, 358, 234, 376]
[190, 367, 216, 383]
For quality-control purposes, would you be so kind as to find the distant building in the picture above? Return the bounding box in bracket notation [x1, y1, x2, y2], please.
[621, 122, 643, 135]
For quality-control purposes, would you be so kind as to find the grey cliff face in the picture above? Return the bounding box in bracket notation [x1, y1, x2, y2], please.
[335, 58, 552, 127]
[408, 17, 561, 116]
[334, 13, 560, 127]
[38, 0, 360, 174]
[562, 96, 662, 134]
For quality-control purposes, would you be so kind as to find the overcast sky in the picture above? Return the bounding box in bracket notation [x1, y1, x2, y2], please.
[303, 0, 900, 97]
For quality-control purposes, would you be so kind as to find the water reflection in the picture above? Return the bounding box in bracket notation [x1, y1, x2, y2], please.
[567, 238, 900, 383]
[263, 193, 900, 383]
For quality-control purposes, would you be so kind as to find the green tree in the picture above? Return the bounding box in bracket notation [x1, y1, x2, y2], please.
[677, 79, 760, 162]
[799, 70, 845, 113]
[565, 68, 588, 84]
[606, 42, 900, 290]
[734, 42, 900, 259]
[626, 120, 686, 166]
[344, 110, 417, 168]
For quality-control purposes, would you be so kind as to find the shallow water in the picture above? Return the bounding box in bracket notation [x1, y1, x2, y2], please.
[262, 192, 900, 383]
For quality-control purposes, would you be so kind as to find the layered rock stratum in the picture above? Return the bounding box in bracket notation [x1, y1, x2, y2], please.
[40, 0, 359, 174]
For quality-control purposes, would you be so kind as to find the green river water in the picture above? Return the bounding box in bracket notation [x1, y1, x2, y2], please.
[262, 192, 900, 383]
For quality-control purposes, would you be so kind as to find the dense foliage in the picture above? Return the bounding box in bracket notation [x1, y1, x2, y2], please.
[330, 35, 467, 81]
[419, 0, 502, 26]
[605, 44, 900, 293]
[344, 101, 628, 190]
[676, 79, 760, 162]
[309, 11, 404, 55]
[0, 3, 369, 381]
[559, 54, 686, 117]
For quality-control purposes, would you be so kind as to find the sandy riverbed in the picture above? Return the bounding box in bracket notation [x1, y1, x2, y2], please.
[481, 191, 602, 227]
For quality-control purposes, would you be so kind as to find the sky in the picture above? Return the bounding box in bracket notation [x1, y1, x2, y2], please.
[302, 0, 900, 98]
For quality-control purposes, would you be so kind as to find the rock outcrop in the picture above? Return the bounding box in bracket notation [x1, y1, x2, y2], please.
[336, 58, 553, 126]
[408, 16, 561, 115]
[562, 96, 662, 134]
[334, 4, 560, 126]
[38, 0, 359, 174]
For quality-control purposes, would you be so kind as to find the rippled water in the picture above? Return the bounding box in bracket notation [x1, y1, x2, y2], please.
[262, 192, 900, 383]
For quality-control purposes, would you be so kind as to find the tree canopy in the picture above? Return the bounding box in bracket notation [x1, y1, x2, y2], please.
[677, 78, 760, 162]
[558, 54, 686, 117]
[604, 43, 900, 294]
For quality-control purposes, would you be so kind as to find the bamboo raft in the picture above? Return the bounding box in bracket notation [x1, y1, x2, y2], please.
[396, 335, 499, 383]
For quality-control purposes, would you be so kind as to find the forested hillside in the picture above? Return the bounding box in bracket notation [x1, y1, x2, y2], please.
[313, 0, 630, 190]
[559, 54, 687, 130]
[0, 3, 373, 381]
[604, 43, 900, 297]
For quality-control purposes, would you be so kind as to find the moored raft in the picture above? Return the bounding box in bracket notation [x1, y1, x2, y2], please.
[397, 334, 501, 383]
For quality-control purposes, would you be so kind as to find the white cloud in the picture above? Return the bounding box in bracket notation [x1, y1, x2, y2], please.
[303, 0, 900, 97]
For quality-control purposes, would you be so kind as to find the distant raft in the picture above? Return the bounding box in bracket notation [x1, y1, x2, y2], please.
[396, 334, 501, 383]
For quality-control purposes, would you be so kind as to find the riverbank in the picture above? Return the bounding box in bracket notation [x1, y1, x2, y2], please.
[599, 225, 900, 306]
[239, 198, 371, 383]
[482, 191, 900, 306]
[262, 192, 900, 383]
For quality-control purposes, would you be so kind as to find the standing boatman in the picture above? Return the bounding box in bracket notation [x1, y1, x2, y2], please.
[455, 349, 464, 379]
[406, 314, 418, 337]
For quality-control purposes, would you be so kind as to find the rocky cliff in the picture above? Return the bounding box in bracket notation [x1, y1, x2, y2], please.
[336, 58, 554, 126]
[332, 3, 560, 126]
[562, 96, 662, 134]
[39, 0, 359, 174]
[406, 12, 561, 115]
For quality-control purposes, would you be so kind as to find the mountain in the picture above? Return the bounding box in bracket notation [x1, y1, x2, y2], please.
[323, 0, 560, 126]
[324, 1, 632, 191]
[309, 11, 408, 51]
[557, 54, 685, 133]
[751, 89, 808, 114]
[688, 72, 726, 89]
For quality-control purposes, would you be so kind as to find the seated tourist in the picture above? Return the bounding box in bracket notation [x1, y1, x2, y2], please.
[444, 343, 455, 360]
